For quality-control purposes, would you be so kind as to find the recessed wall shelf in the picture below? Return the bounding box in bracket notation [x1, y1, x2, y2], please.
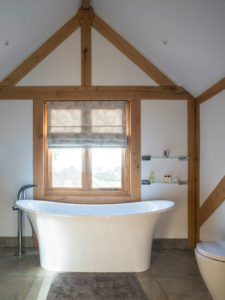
[141, 179, 188, 185]
[141, 155, 188, 161]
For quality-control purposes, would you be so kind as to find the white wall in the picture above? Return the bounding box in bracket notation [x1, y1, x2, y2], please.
[0, 29, 188, 238]
[141, 100, 188, 238]
[17, 29, 81, 86]
[92, 29, 157, 86]
[0, 100, 33, 236]
[200, 91, 225, 241]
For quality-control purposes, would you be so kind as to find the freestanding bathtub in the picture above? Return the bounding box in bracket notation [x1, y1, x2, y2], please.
[16, 200, 174, 272]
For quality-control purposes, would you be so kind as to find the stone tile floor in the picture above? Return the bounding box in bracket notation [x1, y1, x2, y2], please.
[0, 248, 211, 300]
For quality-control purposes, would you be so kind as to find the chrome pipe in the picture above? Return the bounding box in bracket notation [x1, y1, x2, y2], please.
[15, 209, 25, 256]
[13, 184, 38, 256]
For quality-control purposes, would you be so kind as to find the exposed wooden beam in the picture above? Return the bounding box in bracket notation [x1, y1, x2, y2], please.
[33, 97, 45, 248]
[0, 15, 80, 87]
[187, 97, 196, 249]
[0, 85, 189, 100]
[130, 98, 141, 202]
[197, 77, 225, 104]
[195, 101, 200, 243]
[78, 8, 94, 86]
[82, 0, 90, 9]
[92, 14, 176, 86]
[33, 97, 45, 200]
[198, 176, 225, 227]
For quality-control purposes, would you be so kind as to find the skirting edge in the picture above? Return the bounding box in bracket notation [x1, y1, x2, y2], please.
[0, 237, 33, 248]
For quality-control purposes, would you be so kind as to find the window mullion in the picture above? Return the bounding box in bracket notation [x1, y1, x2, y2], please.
[47, 149, 53, 189]
[121, 149, 125, 190]
[84, 148, 92, 191]
[88, 149, 92, 191]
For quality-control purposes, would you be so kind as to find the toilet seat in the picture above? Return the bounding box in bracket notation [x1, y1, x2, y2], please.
[196, 241, 225, 262]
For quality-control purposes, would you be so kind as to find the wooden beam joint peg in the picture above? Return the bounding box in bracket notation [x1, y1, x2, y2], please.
[82, 0, 90, 10]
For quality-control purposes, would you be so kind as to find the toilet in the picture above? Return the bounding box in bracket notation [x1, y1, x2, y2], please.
[195, 241, 225, 300]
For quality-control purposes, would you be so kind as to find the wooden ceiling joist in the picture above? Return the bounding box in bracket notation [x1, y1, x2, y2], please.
[0, 86, 189, 100]
[92, 14, 176, 86]
[197, 77, 225, 104]
[0, 15, 80, 87]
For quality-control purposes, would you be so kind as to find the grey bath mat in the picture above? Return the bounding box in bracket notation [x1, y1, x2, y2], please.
[47, 272, 148, 300]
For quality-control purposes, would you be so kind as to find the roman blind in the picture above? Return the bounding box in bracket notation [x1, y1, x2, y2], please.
[47, 101, 127, 148]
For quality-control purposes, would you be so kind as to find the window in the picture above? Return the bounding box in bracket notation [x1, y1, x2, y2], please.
[45, 100, 129, 197]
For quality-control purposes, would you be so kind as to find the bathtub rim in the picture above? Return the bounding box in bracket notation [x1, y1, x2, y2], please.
[16, 199, 175, 219]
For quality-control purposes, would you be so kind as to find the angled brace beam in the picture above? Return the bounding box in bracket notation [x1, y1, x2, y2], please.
[198, 176, 225, 227]
[0, 15, 80, 87]
[197, 77, 225, 104]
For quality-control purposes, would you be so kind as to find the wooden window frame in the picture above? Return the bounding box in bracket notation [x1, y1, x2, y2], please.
[34, 97, 141, 204]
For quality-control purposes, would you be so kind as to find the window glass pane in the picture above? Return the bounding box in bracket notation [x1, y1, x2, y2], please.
[92, 148, 122, 188]
[52, 149, 82, 188]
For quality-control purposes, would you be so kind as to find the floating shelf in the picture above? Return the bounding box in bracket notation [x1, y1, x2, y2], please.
[142, 155, 188, 161]
[141, 179, 188, 185]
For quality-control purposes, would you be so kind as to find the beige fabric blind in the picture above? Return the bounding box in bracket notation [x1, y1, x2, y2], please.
[47, 101, 127, 148]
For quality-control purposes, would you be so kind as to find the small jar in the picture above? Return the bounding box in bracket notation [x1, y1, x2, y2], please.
[167, 175, 172, 183]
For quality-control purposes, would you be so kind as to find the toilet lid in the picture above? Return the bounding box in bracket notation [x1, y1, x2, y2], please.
[196, 241, 225, 262]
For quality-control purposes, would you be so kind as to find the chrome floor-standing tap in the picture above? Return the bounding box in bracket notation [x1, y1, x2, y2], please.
[13, 184, 38, 256]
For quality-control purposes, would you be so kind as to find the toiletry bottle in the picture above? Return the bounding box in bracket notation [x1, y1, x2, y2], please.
[149, 171, 155, 183]
[164, 175, 168, 183]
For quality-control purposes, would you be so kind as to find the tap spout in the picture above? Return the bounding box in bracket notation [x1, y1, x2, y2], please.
[17, 184, 38, 200]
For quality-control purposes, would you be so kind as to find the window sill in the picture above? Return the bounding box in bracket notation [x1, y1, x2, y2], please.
[43, 193, 131, 204]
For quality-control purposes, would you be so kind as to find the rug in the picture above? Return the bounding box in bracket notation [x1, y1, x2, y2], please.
[47, 272, 148, 300]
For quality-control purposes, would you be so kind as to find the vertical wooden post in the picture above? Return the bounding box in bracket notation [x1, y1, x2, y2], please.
[78, 8, 94, 86]
[130, 98, 141, 201]
[188, 97, 196, 248]
[33, 97, 45, 200]
[33, 97, 45, 247]
[195, 101, 200, 243]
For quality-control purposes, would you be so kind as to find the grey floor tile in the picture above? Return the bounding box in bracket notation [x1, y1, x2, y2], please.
[0, 275, 34, 300]
[151, 250, 200, 278]
[0, 253, 51, 277]
[157, 276, 212, 300]
[137, 269, 169, 300]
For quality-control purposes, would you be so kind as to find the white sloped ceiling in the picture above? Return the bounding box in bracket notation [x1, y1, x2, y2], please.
[1, 0, 225, 96]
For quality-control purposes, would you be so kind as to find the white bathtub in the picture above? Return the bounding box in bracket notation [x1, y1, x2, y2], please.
[16, 200, 174, 272]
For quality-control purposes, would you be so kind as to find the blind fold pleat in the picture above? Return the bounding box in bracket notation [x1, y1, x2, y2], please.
[47, 101, 127, 148]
